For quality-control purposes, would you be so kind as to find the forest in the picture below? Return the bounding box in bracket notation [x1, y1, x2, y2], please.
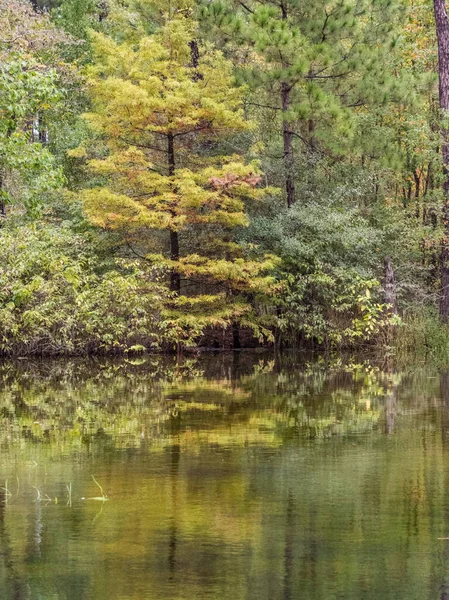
[1, 0, 448, 356]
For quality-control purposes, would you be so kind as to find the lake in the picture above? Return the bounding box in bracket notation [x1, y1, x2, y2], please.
[0, 352, 448, 599]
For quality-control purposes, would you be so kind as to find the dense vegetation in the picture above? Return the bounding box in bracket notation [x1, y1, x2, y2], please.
[1, 0, 449, 355]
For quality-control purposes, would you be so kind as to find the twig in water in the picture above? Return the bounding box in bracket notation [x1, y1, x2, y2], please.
[89, 475, 109, 502]
[32, 486, 41, 502]
[66, 482, 72, 507]
[0, 480, 12, 503]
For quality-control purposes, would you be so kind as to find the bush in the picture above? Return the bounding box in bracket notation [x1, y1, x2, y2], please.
[392, 308, 449, 364]
[246, 200, 393, 346]
[0, 222, 169, 355]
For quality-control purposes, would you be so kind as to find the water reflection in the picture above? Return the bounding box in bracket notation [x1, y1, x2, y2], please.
[0, 354, 447, 599]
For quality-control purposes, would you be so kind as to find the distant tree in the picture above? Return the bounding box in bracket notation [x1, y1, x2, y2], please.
[0, 0, 70, 216]
[433, 0, 449, 321]
[0, 0, 69, 56]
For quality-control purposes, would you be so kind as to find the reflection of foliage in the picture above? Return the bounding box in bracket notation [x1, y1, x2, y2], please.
[0, 354, 445, 600]
[0, 354, 437, 453]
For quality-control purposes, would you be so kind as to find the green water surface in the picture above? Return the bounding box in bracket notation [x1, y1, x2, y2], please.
[0, 353, 448, 600]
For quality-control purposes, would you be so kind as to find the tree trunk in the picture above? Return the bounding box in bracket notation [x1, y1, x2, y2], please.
[280, 1, 295, 209]
[189, 40, 202, 80]
[98, 0, 109, 21]
[167, 132, 181, 293]
[166, 39, 202, 294]
[307, 114, 316, 189]
[433, 0, 449, 320]
[232, 322, 241, 349]
[414, 170, 420, 200]
[0, 171, 5, 225]
[384, 256, 398, 315]
[282, 81, 295, 208]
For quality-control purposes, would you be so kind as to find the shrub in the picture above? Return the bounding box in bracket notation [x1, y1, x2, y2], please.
[0, 222, 169, 355]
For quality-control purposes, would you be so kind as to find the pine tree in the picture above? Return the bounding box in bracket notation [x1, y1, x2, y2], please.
[433, 0, 449, 321]
[76, 0, 278, 341]
[200, 0, 406, 208]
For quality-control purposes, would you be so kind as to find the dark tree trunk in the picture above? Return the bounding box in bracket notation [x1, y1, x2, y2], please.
[308, 117, 316, 151]
[384, 256, 398, 315]
[414, 170, 420, 200]
[170, 230, 180, 292]
[0, 123, 14, 224]
[166, 39, 202, 294]
[189, 40, 203, 80]
[280, 1, 295, 209]
[98, 0, 109, 22]
[232, 322, 241, 349]
[0, 172, 5, 225]
[167, 133, 181, 294]
[433, 0, 449, 320]
[307, 114, 316, 188]
[282, 81, 295, 208]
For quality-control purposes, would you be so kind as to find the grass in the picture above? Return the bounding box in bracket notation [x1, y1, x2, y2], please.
[392, 309, 449, 367]
[0, 475, 109, 507]
[87, 475, 109, 502]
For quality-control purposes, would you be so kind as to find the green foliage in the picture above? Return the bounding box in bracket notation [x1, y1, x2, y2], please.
[0, 58, 64, 213]
[0, 1, 73, 215]
[0, 0, 444, 353]
[0, 221, 170, 354]
[200, 0, 411, 168]
[393, 307, 449, 364]
[247, 197, 394, 344]
[52, 0, 105, 39]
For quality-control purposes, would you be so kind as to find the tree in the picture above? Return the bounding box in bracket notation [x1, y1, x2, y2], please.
[52, 0, 109, 39]
[0, 0, 70, 216]
[433, 0, 449, 320]
[0, 0, 69, 56]
[200, 0, 405, 209]
[0, 59, 65, 216]
[76, 0, 278, 341]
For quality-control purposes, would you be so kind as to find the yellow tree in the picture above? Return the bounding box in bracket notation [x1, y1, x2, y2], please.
[76, 0, 278, 342]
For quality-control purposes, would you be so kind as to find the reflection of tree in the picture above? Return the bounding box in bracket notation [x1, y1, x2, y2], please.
[385, 386, 398, 435]
[0, 356, 445, 600]
[283, 490, 295, 600]
[440, 372, 449, 600]
[25, 497, 43, 564]
[0, 357, 439, 455]
[0, 489, 25, 599]
[167, 412, 181, 580]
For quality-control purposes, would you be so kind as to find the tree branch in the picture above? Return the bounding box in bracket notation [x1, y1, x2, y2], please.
[237, 0, 254, 14]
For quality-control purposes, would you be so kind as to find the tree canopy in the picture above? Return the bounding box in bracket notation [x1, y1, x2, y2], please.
[1, 0, 449, 355]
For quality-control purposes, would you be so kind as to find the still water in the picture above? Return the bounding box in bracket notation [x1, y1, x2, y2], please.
[0, 353, 449, 599]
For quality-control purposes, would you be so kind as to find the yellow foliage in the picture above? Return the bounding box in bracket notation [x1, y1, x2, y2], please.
[77, 4, 278, 338]
[67, 146, 87, 158]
